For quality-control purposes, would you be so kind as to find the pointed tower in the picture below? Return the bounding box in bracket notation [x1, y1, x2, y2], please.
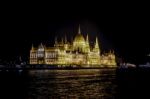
[64, 34, 69, 50]
[94, 37, 100, 54]
[37, 43, 45, 51]
[31, 44, 35, 51]
[85, 34, 90, 52]
[54, 36, 58, 47]
[65, 35, 67, 44]
[40, 43, 44, 48]
[86, 34, 89, 43]
[30, 44, 37, 64]
[78, 24, 81, 34]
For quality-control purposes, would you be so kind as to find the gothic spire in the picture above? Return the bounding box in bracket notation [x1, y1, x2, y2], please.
[78, 24, 81, 34]
[65, 35, 67, 43]
[86, 34, 89, 43]
[31, 44, 34, 50]
[86, 34, 90, 52]
[96, 37, 98, 46]
[94, 36, 100, 53]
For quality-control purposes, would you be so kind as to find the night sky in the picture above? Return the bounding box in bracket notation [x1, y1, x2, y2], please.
[0, 2, 149, 64]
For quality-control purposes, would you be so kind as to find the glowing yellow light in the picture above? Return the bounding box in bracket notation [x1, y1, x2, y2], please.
[30, 25, 117, 67]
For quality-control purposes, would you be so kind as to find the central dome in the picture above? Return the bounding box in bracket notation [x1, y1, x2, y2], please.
[73, 25, 86, 52]
[74, 33, 85, 43]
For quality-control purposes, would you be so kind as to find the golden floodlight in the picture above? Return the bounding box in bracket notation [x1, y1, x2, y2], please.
[30, 25, 117, 67]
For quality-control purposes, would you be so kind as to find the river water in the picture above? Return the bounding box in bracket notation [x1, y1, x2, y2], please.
[0, 68, 149, 99]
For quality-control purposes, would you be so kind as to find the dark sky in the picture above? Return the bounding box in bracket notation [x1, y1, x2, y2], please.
[0, 2, 149, 64]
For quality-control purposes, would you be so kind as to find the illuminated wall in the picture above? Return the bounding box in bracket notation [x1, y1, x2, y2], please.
[30, 26, 117, 67]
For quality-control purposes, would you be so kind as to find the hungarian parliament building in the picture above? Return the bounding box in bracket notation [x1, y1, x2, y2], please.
[30, 26, 116, 67]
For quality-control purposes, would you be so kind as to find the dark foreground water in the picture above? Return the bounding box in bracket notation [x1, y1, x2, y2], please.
[0, 68, 150, 99]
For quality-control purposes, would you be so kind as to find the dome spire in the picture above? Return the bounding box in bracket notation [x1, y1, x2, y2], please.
[95, 37, 99, 49]
[96, 37, 98, 46]
[78, 24, 81, 34]
[65, 34, 67, 43]
[93, 37, 100, 54]
[31, 44, 34, 50]
[86, 34, 90, 52]
[86, 34, 89, 43]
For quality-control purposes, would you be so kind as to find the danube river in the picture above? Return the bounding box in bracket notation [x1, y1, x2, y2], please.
[0, 68, 150, 99]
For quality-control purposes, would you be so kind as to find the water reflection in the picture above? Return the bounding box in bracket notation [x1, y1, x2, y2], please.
[27, 69, 117, 99]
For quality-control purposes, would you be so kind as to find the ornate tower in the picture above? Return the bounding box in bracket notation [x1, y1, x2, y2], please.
[30, 44, 37, 64]
[78, 24, 81, 34]
[88, 37, 101, 65]
[64, 35, 67, 44]
[85, 34, 90, 53]
[64, 35, 68, 50]
[93, 37, 100, 54]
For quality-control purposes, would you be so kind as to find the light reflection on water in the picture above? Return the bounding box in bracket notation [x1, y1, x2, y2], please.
[27, 69, 117, 99]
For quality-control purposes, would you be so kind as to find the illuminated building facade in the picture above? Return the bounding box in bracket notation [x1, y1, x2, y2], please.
[30, 26, 116, 67]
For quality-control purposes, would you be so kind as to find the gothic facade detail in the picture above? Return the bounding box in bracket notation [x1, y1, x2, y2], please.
[30, 26, 116, 67]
